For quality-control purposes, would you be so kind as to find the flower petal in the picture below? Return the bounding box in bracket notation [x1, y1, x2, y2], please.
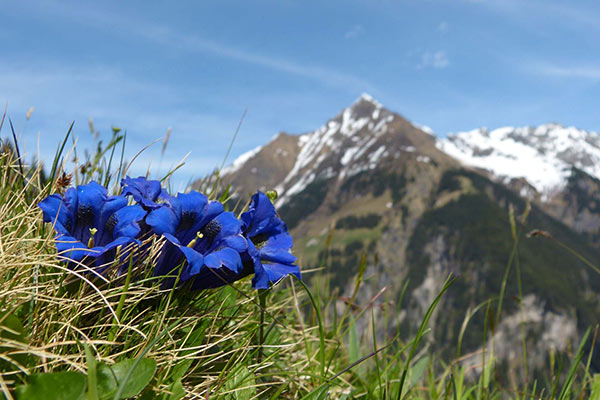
[112, 204, 146, 238]
[178, 191, 208, 216]
[163, 232, 183, 246]
[259, 233, 296, 264]
[121, 176, 166, 209]
[96, 195, 128, 245]
[199, 201, 225, 228]
[250, 257, 270, 289]
[175, 191, 209, 244]
[147, 205, 179, 235]
[252, 261, 301, 289]
[71, 182, 107, 244]
[241, 191, 283, 237]
[177, 246, 205, 281]
[221, 235, 247, 253]
[211, 212, 243, 244]
[190, 265, 252, 290]
[38, 194, 73, 234]
[204, 247, 242, 272]
[54, 233, 90, 261]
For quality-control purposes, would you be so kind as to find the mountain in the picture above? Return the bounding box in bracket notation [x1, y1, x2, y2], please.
[197, 95, 600, 378]
[219, 93, 456, 206]
[438, 125, 600, 238]
[438, 124, 600, 196]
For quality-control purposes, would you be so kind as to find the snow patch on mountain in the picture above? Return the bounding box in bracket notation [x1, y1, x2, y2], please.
[413, 123, 435, 136]
[275, 93, 394, 206]
[356, 92, 383, 109]
[437, 124, 600, 194]
[221, 144, 263, 175]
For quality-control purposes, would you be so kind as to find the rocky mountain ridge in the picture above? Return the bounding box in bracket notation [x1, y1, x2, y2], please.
[438, 123, 600, 198]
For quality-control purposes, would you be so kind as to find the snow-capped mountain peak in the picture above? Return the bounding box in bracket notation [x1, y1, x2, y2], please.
[218, 96, 600, 209]
[437, 124, 600, 195]
[274, 94, 397, 205]
[352, 92, 383, 109]
[217, 94, 442, 208]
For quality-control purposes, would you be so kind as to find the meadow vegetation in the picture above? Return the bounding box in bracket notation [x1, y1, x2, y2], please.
[0, 121, 598, 399]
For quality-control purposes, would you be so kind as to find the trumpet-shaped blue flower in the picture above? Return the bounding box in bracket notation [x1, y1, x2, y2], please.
[38, 181, 146, 269]
[146, 191, 248, 289]
[241, 191, 300, 289]
[121, 176, 168, 210]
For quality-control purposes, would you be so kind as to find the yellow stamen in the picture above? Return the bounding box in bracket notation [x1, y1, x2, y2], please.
[187, 231, 204, 248]
[87, 228, 98, 248]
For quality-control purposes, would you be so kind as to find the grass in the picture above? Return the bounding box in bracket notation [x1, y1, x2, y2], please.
[0, 123, 598, 399]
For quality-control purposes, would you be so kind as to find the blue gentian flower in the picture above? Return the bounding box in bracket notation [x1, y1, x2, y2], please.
[37, 181, 146, 269]
[121, 176, 168, 210]
[241, 191, 301, 289]
[146, 191, 248, 289]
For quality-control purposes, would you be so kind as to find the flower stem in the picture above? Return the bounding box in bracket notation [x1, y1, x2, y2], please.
[257, 289, 269, 364]
[107, 253, 134, 348]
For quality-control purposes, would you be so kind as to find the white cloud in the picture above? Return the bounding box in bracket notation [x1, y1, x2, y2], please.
[344, 24, 365, 39]
[418, 51, 449, 69]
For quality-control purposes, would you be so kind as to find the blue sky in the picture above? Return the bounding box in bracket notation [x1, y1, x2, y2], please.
[1, 0, 599, 187]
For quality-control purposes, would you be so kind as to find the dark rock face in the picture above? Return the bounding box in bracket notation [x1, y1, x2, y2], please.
[542, 168, 600, 239]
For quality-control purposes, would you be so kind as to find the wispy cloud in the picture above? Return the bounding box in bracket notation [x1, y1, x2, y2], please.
[162, 31, 375, 92]
[525, 62, 600, 80]
[464, 0, 600, 31]
[418, 51, 449, 70]
[21, 2, 376, 94]
[344, 24, 365, 39]
[0, 63, 246, 183]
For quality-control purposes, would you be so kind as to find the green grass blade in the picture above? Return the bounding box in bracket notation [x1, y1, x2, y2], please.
[558, 327, 591, 400]
[48, 121, 75, 193]
[85, 343, 99, 400]
[295, 277, 326, 378]
[397, 274, 457, 400]
[112, 319, 180, 400]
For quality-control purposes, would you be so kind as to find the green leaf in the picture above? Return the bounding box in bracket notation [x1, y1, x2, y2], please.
[558, 328, 590, 400]
[224, 364, 256, 400]
[0, 312, 27, 342]
[168, 359, 192, 383]
[408, 356, 429, 390]
[85, 343, 99, 400]
[16, 371, 86, 400]
[481, 349, 494, 391]
[0, 311, 29, 370]
[304, 385, 329, 400]
[136, 390, 155, 400]
[590, 374, 600, 400]
[167, 380, 186, 400]
[96, 358, 156, 400]
[346, 315, 364, 378]
[347, 315, 360, 364]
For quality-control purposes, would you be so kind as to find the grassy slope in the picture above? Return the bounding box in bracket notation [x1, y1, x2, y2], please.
[0, 130, 599, 398]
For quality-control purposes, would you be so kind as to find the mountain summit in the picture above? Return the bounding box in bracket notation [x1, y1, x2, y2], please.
[219, 93, 456, 208]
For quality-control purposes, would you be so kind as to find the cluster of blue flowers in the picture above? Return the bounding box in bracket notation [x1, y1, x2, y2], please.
[37, 177, 301, 290]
